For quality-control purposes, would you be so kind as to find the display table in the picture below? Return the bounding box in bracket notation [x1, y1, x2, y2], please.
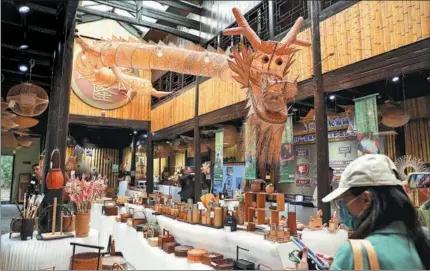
[0, 229, 99, 270]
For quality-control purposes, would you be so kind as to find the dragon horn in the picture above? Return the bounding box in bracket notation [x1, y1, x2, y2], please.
[75, 36, 102, 55]
[223, 7, 262, 49]
[279, 17, 311, 48]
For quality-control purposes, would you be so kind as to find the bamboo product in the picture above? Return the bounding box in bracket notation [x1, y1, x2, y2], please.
[103, 206, 118, 216]
[187, 209, 192, 222]
[75, 212, 90, 238]
[192, 204, 200, 224]
[62, 215, 76, 232]
[202, 252, 224, 266]
[158, 229, 174, 248]
[174, 245, 193, 257]
[102, 256, 126, 270]
[148, 237, 159, 247]
[287, 212, 297, 236]
[120, 213, 129, 223]
[69, 242, 103, 270]
[163, 242, 180, 254]
[46, 149, 64, 189]
[214, 206, 223, 228]
[211, 258, 235, 270]
[187, 249, 208, 263]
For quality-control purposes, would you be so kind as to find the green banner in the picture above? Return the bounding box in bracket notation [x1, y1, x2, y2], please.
[354, 94, 380, 156]
[213, 130, 224, 194]
[244, 123, 257, 180]
[280, 116, 295, 183]
[354, 94, 379, 133]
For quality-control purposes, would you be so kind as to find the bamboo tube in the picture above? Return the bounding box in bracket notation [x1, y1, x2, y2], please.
[52, 197, 57, 235]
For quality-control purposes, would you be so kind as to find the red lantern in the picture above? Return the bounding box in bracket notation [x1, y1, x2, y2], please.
[46, 149, 64, 190]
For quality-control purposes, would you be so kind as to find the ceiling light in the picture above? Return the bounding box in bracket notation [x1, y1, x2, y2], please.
[292, 108, 298, 112]
[392, 76, 399, 82]
[133, 131, 138, 134]
[19, 44, 28, 50]
[19, 5, 30, 14]
[143, 134, 148, 138]
[156, 46, 163, 57]
[329, 95, 335, 100]
[129, 133, 132, 136]
[19, 65, 28, 72]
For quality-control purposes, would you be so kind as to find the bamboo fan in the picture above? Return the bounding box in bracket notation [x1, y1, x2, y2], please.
[394, 155, 429, 181]
[13, 115, 39, 129]
[222, 125, 238, 148]
[2, 134, 18, 148]
[1, 114, 18, 131]
[17, 135, 34, 147]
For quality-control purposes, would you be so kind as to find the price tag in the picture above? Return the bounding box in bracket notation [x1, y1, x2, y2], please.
[210, 211, 215, 218]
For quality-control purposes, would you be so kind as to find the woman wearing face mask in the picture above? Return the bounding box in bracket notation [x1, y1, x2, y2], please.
[298, 154, 430, 270]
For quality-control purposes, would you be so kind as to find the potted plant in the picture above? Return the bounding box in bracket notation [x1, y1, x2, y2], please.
[64, 174, 106, 237]
[62, 201, 76, 232]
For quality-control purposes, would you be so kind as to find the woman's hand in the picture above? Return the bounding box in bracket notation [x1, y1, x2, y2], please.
[316, 253, 334, 267]
[296, 247, 309, 270]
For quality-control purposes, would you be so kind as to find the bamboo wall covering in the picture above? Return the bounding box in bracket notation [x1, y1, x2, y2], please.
[284, 1, 430, 83]
[384, 135, 397, 162]
[404, 117, 430, 163]
[66, 146, 120, 188]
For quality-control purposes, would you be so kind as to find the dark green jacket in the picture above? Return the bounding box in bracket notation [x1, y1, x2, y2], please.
[331, 221, 425, 270]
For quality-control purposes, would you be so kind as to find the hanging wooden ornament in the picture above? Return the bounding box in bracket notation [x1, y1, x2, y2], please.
[222, 125, 238, 148]
[6, 83, 49, 117]
[46, 149, 65, 190]
[17, 136, 33, 147]
[13, 115, 39, 129]
[380, 106, 410, 128]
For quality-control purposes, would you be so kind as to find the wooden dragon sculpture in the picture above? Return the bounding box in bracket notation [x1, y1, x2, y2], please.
[223, 8, 311, 173]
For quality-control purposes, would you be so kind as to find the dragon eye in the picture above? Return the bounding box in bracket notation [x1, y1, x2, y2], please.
[276, 58, 283, 66]
[263, 55, 270, 63]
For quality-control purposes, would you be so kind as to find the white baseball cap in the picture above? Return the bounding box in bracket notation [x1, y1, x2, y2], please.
[322, 154, 402, 202]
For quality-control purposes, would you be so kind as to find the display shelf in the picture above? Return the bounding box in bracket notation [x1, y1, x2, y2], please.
[244, 192, 285, 224]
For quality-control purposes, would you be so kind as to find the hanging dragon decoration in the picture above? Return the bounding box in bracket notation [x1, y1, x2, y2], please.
[222, 8, 310, 173]
[75, 7, 310, 172]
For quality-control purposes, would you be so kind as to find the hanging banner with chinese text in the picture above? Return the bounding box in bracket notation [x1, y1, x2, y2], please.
[280, 116, 295, 183]
[244, 123, 257, 180]
[213, 130, 224, 194]
[354, 94, 380, 156]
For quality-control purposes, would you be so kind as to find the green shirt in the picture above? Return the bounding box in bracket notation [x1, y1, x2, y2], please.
[331, 221, 425, 270]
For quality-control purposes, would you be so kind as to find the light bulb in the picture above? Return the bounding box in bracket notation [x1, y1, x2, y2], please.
[392, 76, 399, 82]
[81, 53, 87, 60]
[19, 44, 28, 50]
[19, 5, 30, 14]
[19, 65, 28, 72]
[157, 47, 163, 57]
[329, 95, 335, 100]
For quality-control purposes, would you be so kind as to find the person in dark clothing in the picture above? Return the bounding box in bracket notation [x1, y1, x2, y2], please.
[178, 167, 194, 202]
[27, 164, 41, 198]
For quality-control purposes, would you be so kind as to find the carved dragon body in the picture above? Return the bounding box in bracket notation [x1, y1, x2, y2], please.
[75, 36, 234, 99]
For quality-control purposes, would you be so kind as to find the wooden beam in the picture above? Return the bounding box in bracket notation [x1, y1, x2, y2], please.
[194, 76, 202, 202]
[2, 69, 52, 79]
[1, 19, 56, 36]
[130, 134, 137, 185]
[77, 6, 201, 43]
[158, 0, 203, 15]
[25, 3, 57, 15]
[1, 56, 51, 67]
[1, 43, 53, 58]
[68, 114, 150, 130]
[308, 0, 330, 224]
[147, 122, 154, 193]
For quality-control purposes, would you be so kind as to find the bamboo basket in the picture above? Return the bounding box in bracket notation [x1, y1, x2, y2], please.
[69, 242, 104, 270]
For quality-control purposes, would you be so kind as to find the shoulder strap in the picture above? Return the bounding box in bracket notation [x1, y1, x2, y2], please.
[348, 240, 364, 270]
[360, 240, 380, 270]
[348, 239, 380, 270]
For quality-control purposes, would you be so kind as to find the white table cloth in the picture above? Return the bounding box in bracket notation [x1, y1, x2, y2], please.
[0, 229, 99, 270]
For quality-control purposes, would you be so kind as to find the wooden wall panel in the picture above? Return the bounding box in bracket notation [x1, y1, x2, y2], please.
[285, 1, 430, 82]
[385, 135, 397, 161]
[150, 1, 429, 132]
[150, 88, 196, 132]
[406, 96, 430, 120]
[404, 117, 430, 162]
[198, 78, 247, 115]
[66, 146, 120, 188]
[154, 158, 167, 177]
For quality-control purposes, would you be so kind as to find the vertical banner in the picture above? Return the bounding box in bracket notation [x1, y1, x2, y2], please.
[354, 94, 380, 156]
[213, 130, 224, 194]
[280, 116, 295, 183]
[244, 123, 257, 180]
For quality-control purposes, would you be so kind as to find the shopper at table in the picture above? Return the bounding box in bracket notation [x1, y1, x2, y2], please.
[27, 164, 41, 199]
[179, 167, 194, 202]
[298, 154, 430, 270]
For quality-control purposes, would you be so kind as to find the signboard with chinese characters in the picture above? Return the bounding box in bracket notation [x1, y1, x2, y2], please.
[71, 44, 134, 110]
[280, 116, 295, 183]
[354, 94, 380, 156]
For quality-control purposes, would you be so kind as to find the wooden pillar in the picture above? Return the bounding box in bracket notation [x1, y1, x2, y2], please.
[130, 134, 137, 186]
[194, 76, 202, 202]
[308, 0, 330, 223]
[40, 0, 78, 234]
[146, 127, 154, 193]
